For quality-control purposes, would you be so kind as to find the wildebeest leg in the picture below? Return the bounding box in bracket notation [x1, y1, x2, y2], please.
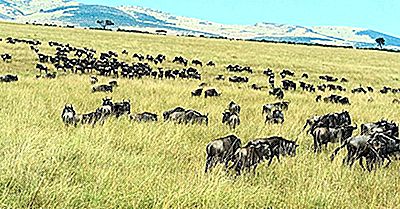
[205, 156, 213, 173]
[313, 137, 319, 153]
[267, 156, 274, 166]
[359, 157, 366, 171]
[384, 156, 392, 168]
[253, 164, 258, 175]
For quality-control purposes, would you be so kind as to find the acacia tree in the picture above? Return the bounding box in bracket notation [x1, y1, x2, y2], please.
[375, 37, 385, 49]
[96, 20, 115, 29]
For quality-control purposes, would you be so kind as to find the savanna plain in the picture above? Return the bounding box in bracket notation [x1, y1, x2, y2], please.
[0, 22, 399, 208]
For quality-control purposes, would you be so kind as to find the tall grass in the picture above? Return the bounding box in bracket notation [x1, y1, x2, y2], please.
[0, 22, 399, 208]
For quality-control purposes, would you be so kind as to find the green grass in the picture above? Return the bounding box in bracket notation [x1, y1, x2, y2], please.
[0, 22, 399, 208]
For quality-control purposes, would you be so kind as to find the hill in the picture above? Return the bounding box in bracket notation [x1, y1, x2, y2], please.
[1, 0, 400, 49]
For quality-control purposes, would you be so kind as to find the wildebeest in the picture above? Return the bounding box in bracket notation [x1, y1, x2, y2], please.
[163, 107, 186, 121]
[192, 59, 203, 67]
[206, 61, 215, 67]
[215, 75, 225, 80]
[191, 88, 203, 97]
[264, 109, 284, 124]
[222, 111, 240, 129]
[90, 76, 98, 84]
[303, 110, 352, 134]
[36, 63, 48, 74]
[245, 136, 299, 166]
[229, 144, 264, 175]
[0, 74, 18, 83]
[109, 80, 118, 87]
[92, 84, 113, 93]
[111, 99, 131, 118]
[361, 120, 399, 138]
[205, 135, 242, 173]
[227, 101, 241, 115]
[269, 88, 284, 99]
[61, 104, 78, 126]
[229, 76, 249, 83]
[172, 56, 188, 66]
[282, 80, 296, 91]
[251, 84, 267, 90]
[302, 73, 309, 79]
[393, 99, 400, 104]
[323, 94, 350, 105]
[329, 132, 400, 171]
[130, 112, 158, 122]
[312, 125, 357, 152]
[204, 88, 221, 98]
[1, 53, 12, 62]
[319, 75, 338, 82]
[351, 86, 367, 94]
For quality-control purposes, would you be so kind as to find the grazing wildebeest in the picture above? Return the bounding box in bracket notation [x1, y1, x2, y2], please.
[163, 107, 186, 121]
[36, 63, 48, 74]
[269, 88, 284, 99]
[206, 61, 215, 67]
[282, 80, 296, 91]
[251, 84, 267, 90]
[130, 112, 158, 122]
[316, 95, 322, 102]
[92, 84, 113, 93]
[205, 135, 242, 173]
[113, 99, 131, 118]
[230, 144, 264, 175]
[215, 75, 225, 80]
[329, 132, 399, 171]
[0, 74, 18, 83]
[227, 101, 241, 115]
[204, 88, 221, 98]
[302, 73, 309, 79]
[192, 59, 203, 67]
[229, 76, 249, 83]
[191, 88, 203, 97]
[61, 104, 78, 126]
[246, 136, 299, 166]
[312, 125, 357, 152]
[109, 80, 118, 87]
[90, 76, 98, 84]
[222, 111, 240, 129]
[361, 120, 398, 138]
[265, 109, 284, 124]
[303, 110, 352, 134]
[1, 53, 12, 62]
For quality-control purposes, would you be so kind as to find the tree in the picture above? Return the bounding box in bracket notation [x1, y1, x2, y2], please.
[375, 37, 385, 49]
[96, 19, 115, 30]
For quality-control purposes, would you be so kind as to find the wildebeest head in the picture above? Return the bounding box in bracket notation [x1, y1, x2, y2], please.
[102, 97, 113, 106]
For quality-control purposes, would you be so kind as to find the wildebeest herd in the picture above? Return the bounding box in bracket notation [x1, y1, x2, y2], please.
[1, 36, 399, 177]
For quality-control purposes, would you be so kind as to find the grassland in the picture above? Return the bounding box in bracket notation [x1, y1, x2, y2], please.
[0, 22, 399, 208]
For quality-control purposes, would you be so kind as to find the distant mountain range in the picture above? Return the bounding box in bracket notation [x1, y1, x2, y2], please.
[1, 0, 400, 49]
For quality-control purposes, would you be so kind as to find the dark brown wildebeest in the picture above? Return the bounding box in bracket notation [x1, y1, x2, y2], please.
[191, 88, 203, 97]
[204, 88, 221, 98]
[222, 111, 240, 129]
[130, 112, 158, 122]
[206, 61, 215, 67]
[205, 135, 242, 173]
[192, 59, 203, 67]
[92, 84, 113, 93]
[312, 125, 357, 153]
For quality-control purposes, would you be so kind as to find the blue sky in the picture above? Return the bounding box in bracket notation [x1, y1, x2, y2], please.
[78, 0, 400, 36]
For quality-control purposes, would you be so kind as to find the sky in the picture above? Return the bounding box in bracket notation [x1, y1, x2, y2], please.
[78, 0, 400, 36]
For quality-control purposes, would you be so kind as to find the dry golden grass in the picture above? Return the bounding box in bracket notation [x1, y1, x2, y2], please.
[0, 22, 399, 208]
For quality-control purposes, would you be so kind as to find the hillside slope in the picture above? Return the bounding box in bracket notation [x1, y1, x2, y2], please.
[1, 1, 400, 49]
